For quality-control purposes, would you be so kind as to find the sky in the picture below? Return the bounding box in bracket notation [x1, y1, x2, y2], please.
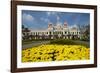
[22, 10, 90, 30]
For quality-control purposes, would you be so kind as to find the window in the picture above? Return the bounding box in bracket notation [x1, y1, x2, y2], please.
[65, 31, 66, 34]
[61, 32, 63, 34]
[77, 32, 78, 34]
[38, 32, 39, 35]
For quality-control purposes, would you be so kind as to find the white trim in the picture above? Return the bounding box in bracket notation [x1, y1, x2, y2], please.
[17, 5, 94, 68]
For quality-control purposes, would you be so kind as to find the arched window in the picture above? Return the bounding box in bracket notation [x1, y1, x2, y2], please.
[36, 32, 37, 35]
[49, 31, 51, 35]
[61, 32, 63, 34]
[77, 32, 78, 34]
[65, 31, 66, 34]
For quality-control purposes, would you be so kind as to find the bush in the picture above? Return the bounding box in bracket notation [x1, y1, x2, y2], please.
[80, 36, 90, 41]
[50, 39, 76, 45]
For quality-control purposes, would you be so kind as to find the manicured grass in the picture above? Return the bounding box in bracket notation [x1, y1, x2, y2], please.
[50, 39, 89, 48]
[22, 39, 52, 45]
[22, 40, 33, 45]
[22, 39, 89, 48]
[50, 39, 76, 45]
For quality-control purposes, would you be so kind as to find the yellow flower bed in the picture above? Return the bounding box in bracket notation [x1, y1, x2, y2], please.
[22, 45, 90, 62]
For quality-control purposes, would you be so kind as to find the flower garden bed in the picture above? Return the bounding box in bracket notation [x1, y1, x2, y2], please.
[22, 44, 90, 62]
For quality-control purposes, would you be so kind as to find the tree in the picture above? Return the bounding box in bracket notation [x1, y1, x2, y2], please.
[22, 25, 30, 40]
[83, 24, 90, 41]
[77, 24, 90, 41]
[22, 25, 25, 29]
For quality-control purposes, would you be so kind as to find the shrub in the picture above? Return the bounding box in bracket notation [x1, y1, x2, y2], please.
[50, 39, 76, 45]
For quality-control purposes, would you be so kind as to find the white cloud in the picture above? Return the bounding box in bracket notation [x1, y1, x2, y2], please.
[22, 13, 34, 22]
[47, 12, 51, 16]
[44, 19, 49, 22]
[46, 12, 57, 16]
[40, 17, 49, 22]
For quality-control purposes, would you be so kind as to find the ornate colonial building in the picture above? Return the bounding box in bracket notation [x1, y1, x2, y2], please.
[24, 21, 81, 40]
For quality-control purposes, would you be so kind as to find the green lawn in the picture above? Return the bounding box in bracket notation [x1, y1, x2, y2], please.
[22, 39, 89, 48]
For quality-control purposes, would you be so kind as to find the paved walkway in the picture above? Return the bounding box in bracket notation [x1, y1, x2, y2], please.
[22, 41, 50, 49]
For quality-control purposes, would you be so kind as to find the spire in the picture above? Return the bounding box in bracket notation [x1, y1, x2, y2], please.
[48, 22, 52, 28]
[64, 21, 68, 28]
